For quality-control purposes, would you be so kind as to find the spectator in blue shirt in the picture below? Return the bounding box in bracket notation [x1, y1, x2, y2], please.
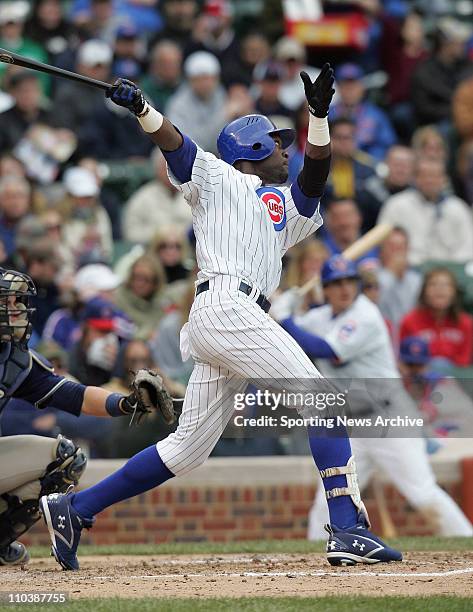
[329, 63, 396, 161]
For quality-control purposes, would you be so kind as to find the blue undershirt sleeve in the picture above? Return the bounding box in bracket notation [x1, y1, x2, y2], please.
[290, 179, 320, 218]
[161, 134, 197, 183]
[281, 317, 337, 359]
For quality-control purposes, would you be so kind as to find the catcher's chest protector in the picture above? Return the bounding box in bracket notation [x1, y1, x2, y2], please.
[0, 342, 32, 415]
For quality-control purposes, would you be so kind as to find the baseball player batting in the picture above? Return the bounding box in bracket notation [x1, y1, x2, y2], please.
[0, 268, 172, 566]
[40, 67, 402, 570]
[272, 256, 473, 540]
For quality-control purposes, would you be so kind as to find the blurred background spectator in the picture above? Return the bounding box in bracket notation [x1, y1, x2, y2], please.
[122, 148, 191, 244]
[378, 227, 422, 333]
[321, 117, 377, 232]
[0, 71, 52, 153]
[53, 39, 112, 132]
[0, 175, 32, 257]
[148, 225, 191, 286]
[61, 166, 113, 266]
[363, 145, 415, 229]
[68, 296, 122, 386]
[380, 8, 428, 141]
[115, 254, 167, 340]
[323, 198, 379, 268]
[281, 239, 328, 310]
[378, 158, 473, 265]
[400, 268, 473, 367]
[140, 39, 182, 111]
[104, 339, 183, 457]
[167, 50, 227, 153]
[274, 36, 320, 113]
[411, 17, 470, 130]
[24, 0, 77, 61]
[151, 275, 196, 385]
[329, 63, 396, 160]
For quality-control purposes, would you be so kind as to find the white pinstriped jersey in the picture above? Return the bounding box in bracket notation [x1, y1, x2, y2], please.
[172, 146, 323, 296]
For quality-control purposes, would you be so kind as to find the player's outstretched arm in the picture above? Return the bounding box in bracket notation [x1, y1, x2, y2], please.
[297, 64, 335, 196]
[106, 78, 182, 151]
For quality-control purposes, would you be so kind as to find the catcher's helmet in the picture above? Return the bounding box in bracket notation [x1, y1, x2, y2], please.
[217, 114, 295, 166]
[0, 268, 36, 344]
[321, 255, 359, 286]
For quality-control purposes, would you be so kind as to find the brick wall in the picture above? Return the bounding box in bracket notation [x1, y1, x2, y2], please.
[24, 450, 472, 546]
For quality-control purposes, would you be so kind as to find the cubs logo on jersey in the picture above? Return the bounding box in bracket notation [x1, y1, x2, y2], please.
[256, 187, 286, 231]
[338, 320, 357, 341]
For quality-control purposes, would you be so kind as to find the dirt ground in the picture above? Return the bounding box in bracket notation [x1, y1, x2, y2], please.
[1, 552, 472, 599]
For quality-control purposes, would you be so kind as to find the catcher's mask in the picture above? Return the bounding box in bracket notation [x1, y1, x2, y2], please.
[0, 268, 36, 344]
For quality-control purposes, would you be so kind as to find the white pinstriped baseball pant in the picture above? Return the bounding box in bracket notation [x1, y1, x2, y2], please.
[156, 275, 324, 475]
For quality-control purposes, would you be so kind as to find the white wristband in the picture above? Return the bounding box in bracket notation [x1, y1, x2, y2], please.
[137, 103, 164, 133]
[307, 115, 330, 146]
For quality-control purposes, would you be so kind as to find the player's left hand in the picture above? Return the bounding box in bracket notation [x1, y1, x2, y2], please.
[300, 63, 335, 118]
[106, 78, 146, 115]
[122, 369, 176, 425]
[270, 288, 302, 323]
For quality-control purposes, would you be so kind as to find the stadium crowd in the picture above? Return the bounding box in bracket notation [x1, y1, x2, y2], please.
[0, 0, 473, 457]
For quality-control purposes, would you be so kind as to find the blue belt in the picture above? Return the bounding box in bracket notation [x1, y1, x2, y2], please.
[195, 280, 271, 313]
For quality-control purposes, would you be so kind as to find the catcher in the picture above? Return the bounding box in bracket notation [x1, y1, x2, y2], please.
[0, 267, 174, 566]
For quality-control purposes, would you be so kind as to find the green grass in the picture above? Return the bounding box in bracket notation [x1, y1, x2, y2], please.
[28, 536, 473, 558]
[0, 597, 472, 612]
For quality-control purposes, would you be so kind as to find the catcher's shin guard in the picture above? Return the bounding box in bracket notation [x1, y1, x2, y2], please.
[0, 436, 86, 548]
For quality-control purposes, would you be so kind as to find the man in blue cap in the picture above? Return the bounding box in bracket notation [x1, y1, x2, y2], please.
[329, 63, 396, 160]
[272, 255, 473, 540]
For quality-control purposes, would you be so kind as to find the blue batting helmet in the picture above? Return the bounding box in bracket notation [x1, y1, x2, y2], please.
[217, 114, 295, 166]
[321, 255, 359, 286]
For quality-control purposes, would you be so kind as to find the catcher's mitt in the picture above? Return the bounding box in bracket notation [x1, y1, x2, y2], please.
[122, 369, 176, 425]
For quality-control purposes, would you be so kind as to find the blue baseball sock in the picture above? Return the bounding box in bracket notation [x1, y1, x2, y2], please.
[71, 445, 174, 519]
[308, 425, 358, 529]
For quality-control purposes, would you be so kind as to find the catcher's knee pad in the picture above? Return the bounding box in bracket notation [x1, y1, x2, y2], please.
[0, 436, 87, 549]
[39, 435, 87, 496]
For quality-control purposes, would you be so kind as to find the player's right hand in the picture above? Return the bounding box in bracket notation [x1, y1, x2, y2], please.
[106, 78, 146, 116]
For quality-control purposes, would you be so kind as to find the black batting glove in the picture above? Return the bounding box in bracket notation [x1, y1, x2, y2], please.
[300, 63, 335, 118]
[106, 78, 146, 116]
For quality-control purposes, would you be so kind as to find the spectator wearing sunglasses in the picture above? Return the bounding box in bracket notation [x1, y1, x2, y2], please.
[115, 254, 168, 341]
[149, 226, 191, 285]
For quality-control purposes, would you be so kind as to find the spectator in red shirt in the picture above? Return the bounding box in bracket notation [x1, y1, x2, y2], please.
[400, 268, 473, 367]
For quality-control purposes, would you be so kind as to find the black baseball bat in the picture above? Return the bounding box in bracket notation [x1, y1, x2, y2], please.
[0, 48, 111, 91]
